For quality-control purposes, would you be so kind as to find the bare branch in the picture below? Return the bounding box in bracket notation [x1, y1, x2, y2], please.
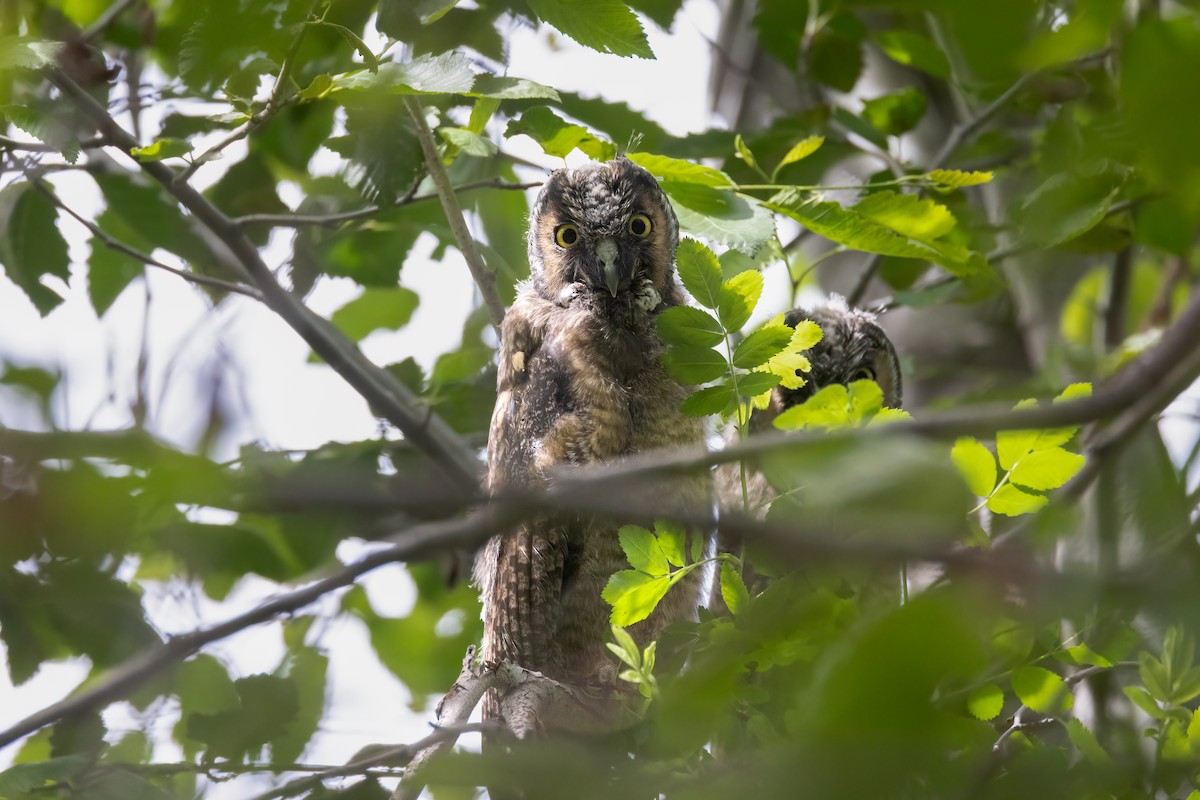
[46, 66, 482, 492]
[404, 96, 506, 329]
[846, 252, 884, 307]
[0, 135, 105, 153]
[235, 179, 542, 229]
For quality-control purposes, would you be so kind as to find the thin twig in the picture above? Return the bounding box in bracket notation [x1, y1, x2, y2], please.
[0, 135, 105, 153]
[28, 174, 263, 300]
[1104, 247, 1132, 350]
[236, 179, 542, 228]
[846, 252, 885, 307]
[403, 95, 506, 329]
[81, 0, 139, 42]
[46, 66, 482, 491]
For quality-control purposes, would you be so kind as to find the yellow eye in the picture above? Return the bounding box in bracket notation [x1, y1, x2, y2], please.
[554, 224, 579, 248]
[628, 213, 652, 238]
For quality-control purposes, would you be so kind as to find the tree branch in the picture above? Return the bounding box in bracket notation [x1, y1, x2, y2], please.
[235, 179, 542, 229]
[45, 66, 482, 492]
[403, 96, 506, 330]
[0, 508, 504, 752]
[27, 174, 264, 300]
[0, 134, 105, 153]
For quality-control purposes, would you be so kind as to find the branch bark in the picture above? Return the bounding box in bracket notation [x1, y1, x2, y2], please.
[45, 66, 482, 493]
[404, 96, 506, 330]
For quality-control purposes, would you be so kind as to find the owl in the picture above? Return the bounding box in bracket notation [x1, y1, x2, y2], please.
[476, 158, 709, 730]
[714, 298, 902, 602]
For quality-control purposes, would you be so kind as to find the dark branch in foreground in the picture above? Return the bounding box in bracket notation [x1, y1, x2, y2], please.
[46, 66, 482, 493]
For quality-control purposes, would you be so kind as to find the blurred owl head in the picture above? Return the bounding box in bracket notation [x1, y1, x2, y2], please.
[528, 158, 680, 303]
[775, 296, 902, 412]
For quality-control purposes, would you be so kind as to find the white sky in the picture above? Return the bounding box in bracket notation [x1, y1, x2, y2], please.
[0, 2, 723, 794]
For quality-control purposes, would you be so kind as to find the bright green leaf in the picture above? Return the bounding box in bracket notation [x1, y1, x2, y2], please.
[854, 191, 957, 243]
[772, 135, 825, 178]
[1010, 447, 1085, 491]
[718, 269, 763, 332]
[438, 126, 498, 157]
[733, 324, 793, 369]
[926, 169, 994, 190]
[967, 683, 1004, 721]
[505, 106, 615, 160]
[628, 152, 732, 187]
[1124, 685, 1165, 719]
[603, 570, 672, 626]
[1012, 665, 1073, 714]
[719, 562, 751, 616]
[618, 525, 670, 576]
[654, 520, 687, 568]
[951, 437, 997, 497]
[987, 483, 1048, 516]
[130, 138, 193, 162]
[674, 238, 724, 309]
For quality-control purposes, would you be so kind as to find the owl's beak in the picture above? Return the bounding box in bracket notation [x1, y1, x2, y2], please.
[595, 237, 622, 297]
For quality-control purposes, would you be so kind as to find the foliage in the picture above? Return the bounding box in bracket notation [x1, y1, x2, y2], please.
[0, 0, 1198, 799]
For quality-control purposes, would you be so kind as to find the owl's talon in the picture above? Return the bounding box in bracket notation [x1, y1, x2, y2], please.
[558, 283, 585, 307]
[512, 351, 526, 373]
[634, 280, 661, 312]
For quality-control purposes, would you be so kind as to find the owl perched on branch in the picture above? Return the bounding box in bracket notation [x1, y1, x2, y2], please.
[476, 158, 709, 731]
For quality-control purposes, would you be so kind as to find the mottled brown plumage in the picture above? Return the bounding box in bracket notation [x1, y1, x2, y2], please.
[477, 159, 708, 729]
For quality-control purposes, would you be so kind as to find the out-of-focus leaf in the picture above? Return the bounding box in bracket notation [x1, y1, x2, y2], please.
[0, 756, 87, 796]
[875, 30, 950, 77]
[272, 647, 329, 764]
[1009, 447, 1085, 491]
[335, 52, 475, 94]
[627, 152, 732, 187]
[438, 127, 498, 157]
[1017, 166, 1124, 248]
[0, 184, 70, 315]
[328, 287, 419, 342]
[526, 0, 654, 59]
[862, 88, 927, 136]
[951, 437, 997, 497]
[1012, 666, 1073, 714]
[130, 138, 192, 161]
[680, 383, 737, 417]
[926, 169, 994, 190]
[773, 135, 824, 178]
[465, 75, 560, 100]
[326, 104, 423, 205]
[967, 683, 1004, 721]
[719, 562, 751, 616]
[987, 483, 1047, 516]
[186, 674, 300, 759]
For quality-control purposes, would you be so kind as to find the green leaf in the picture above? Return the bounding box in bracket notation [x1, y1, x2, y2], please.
[665, 184, 777, 252]
[774, 384, 852, 432]
[735, 371, 781, 398]
[674, 238, 724, 310]
[847, 380, 885, 423]
[718, 269, 763, 332]
[662, 345, 727, 384]
[603, 570, 672, 626]
[336, 52, 475, 94]
[654, 521, 687, 568]
[317, 21, 380, 72]
[329, 287, 419, 342]
[0, 184, 70, 315]
[875, 30, 950, 78]
[1017, 168, 1124, 248]
[951, 437, 998, 497]
[465, 75, 560, 100]
[504, 106, 615, 160]
[273, 647, 329, 764]
[734, 133, 763, 176]
[186, 674, 300, 760]
[0, 36, 63, 70]
[733, 324, 792, 369]
[0, 757, 88, 796]
[176, 655, 240, 720]
[656, 305, 724, 346]
[1124, 685, 1165, 719]
[438, 126, 498, 157]
[1012, 665, 1073, 714]
[1066, 718, 1113, 765]
[618, 525, 670, 576]
[862, 88, 927, 136]
[130, 138, 193, 162]
[719, 562, 751, 616]
[767, 192, 968, 266]
[298, 73, 333, 100]
[627, 152, 732, 187]
[1140, 653, 1172, 702]
[772, 135, 825, 178]
[987, 484, 1048, 517]
[608, 625, 641, 668]
[967, 683, 1004, 721]
[1064, 643, 1114, 668]
[926, 169, 994, 190]
[680, 383, 737, 417]
[526, 0, 654, 58]
[87, 239, 142, 317]
[1174, 665, 1200, 704]
[1009, 447, 1085, 491]
[854, 192, 957, 243]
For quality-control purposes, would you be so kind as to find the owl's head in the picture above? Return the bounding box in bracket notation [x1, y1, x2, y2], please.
[528, 158, 680, 304]
[774, 296, 902, 413]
